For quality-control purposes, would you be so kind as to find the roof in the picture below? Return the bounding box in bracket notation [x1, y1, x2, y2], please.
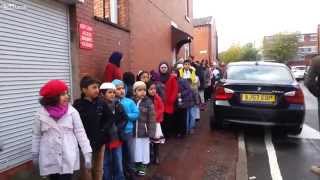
[228, 61, 287, 67]
[193, 16, 213, 27]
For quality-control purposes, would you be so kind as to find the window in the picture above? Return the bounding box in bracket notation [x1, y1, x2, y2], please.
[186, 0, 189, 17]
[185, 44, 190, 59]
[226, 65, 293, 82]
[298, 35, 304, 42]
[310, 34, 317, 42]
[110, 0, 118, 24]
[94, 0, 128, 27]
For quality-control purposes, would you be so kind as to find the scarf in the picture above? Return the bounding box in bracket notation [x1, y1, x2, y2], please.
[46, 104, 69, 121]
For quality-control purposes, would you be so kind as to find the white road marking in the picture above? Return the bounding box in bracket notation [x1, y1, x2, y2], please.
[288, 124, 320, 140]
[236, 131, 248, 180]
[265, 129, 283, 180]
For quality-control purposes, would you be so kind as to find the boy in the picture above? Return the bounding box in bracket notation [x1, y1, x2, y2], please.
[100, 83, 127, 180]
[112, 79, 139, 177]
[73, 76, 113, 180]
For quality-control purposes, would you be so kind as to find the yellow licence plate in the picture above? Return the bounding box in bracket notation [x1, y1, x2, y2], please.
[241, 94, 276, 104]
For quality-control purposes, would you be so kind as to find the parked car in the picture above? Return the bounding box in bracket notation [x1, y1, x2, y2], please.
[210, 61, 305, 135]
[291, 65, 307, 80]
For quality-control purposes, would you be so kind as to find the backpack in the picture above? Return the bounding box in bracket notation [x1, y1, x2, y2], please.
[305, 65, 320, 97]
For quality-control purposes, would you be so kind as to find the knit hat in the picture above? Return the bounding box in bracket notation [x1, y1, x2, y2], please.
[109, 51, 123, 67]
[112, 79, 124, 87]
[133, 81, 146, 92]
[100, 82, 116, 90]
[40, 80, 68, 97]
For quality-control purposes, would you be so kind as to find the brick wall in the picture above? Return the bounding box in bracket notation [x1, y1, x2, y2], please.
[72, 0, 130, 97]
[318, 25, 320, 54]
[193, 25, 210, 61]
[129, 0, 194, 73]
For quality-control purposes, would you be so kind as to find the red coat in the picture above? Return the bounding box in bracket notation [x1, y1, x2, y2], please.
[163, 74, 178, 114]
[153, 94, 164, 123]
[104, 63, 122, 82]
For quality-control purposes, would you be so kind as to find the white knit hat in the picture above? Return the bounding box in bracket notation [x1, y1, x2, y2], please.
[133, 81, 146, 91]
[100, 82, 116, 90]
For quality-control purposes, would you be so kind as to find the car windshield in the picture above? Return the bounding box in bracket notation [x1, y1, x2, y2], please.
[226, 65, 294, 82]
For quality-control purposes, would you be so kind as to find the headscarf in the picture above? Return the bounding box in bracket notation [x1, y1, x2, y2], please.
[159, 62, 170, 83]
[150, 70, 160, 82]
[108, 51, 123, 67]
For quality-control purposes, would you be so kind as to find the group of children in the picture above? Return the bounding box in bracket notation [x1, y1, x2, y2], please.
[32, 58, 203, 180]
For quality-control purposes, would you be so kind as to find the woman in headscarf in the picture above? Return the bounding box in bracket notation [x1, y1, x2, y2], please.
[158, 62, 179, 138]
[104, 51, 123, 82]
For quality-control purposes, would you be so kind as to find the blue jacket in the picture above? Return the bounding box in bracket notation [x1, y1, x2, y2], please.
[119, 97, 140, 133]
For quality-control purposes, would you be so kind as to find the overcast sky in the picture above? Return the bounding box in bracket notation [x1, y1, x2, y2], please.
[193, 0, 320, 52]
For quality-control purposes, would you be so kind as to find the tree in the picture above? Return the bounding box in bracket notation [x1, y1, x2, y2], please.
[219, 43, 260, 63]
[263, 33, 298, 63]
[239, 43, 260, 61]
[218, 44, 241, 64]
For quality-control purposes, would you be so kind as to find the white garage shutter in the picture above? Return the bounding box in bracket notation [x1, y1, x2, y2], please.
[0, 0, 71, 171]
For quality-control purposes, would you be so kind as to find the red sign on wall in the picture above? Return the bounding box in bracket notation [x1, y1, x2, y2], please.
[79, 23, 93, 50]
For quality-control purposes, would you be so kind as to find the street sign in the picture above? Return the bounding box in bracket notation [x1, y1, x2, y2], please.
[79, 23, 93, 50]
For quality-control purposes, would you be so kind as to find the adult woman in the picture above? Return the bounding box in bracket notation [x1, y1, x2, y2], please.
[158, 62, 178, 137]
[104, 51, 123, 82]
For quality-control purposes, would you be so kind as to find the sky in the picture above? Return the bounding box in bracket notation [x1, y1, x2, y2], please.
[193, 0, 320, 52]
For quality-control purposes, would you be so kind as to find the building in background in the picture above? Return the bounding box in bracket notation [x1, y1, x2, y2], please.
[318, 25, 320, 54]
[264, 33, 318, 67]
[0, 0, 193, 178]
[192, 16, 218, 64]
[295, 33, 318, 66]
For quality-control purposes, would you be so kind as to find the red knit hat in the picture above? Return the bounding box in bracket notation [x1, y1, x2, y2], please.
[40, 80, 68, 97]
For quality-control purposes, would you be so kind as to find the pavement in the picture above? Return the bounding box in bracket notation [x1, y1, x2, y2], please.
[141, 108, 238, 180]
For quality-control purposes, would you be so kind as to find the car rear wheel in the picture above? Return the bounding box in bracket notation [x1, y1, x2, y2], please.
[210, 115, 223, 131]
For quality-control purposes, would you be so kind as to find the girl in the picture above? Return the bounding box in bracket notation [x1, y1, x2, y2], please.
[122, 72, 135, 99]
[146, 81, 165, 164]
[100, 83, 127, 180]
[136, 70, 150, 83]
[132, 81, 157, 176]
[32, 80, 92, 180]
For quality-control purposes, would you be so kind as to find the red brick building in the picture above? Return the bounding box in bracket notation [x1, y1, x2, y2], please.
[318, 24, 320, 54]
[0, 0, 193, 178]
[192, 16, 218, 64]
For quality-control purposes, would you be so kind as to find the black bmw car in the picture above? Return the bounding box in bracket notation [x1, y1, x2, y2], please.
[210, 61, 305, 134]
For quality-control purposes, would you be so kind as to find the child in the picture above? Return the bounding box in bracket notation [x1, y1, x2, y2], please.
[122, 72, 135, 99]
[112, 79, 140, 177]
[136, 70, 150, 83]
[132, 81, 157, 176]
[146, 81, 165, 164]
[32, 80, 92, 180]
[100, 83, 127, 180]
[190, 73, 201, 130]
[175, 72, 195, 137]
[150, 70, 166, 100]
[73, 76, 114, 180]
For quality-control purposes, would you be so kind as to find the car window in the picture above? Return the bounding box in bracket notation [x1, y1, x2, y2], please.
[226, 65, 294, 82]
